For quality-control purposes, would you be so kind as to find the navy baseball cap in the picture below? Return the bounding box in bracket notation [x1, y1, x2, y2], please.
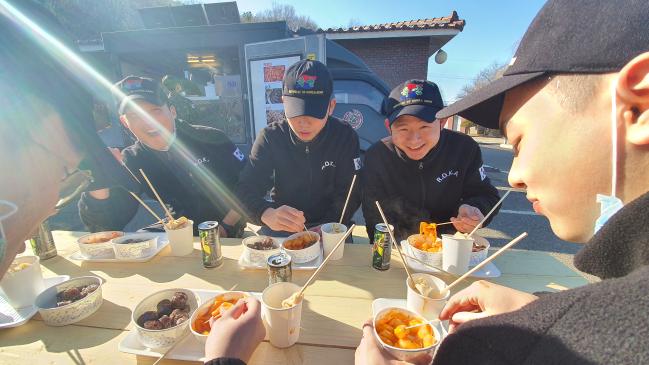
[437, 0, 649, 129]
[116, 76, 168, 115]
[282, 60, 333, 119]
[383, 80, 444, 126]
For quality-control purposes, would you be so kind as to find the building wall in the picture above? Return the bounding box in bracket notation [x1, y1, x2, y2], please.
[333, 37, 431, 88]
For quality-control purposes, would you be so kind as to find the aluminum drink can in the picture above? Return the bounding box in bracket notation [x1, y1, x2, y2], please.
[267, 252, 292, 285]
[198, 221, 223, 268]
[372, 223, 393, 271]
[29, 221, 58, 260]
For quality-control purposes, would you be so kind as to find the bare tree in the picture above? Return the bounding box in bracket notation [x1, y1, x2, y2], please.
[347, 18, 362, 28]
[240, 2, 318, 31]
[457, 61, 507, 133]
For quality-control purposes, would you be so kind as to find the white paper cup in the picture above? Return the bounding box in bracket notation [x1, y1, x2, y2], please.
[406, 273, 450, 320]
[165, 220, 194, 256]
[0, 256, 45, 308]
[261, 282, 302, 348]
[321, 223, 347, 260]
[441, 234, 474, 275]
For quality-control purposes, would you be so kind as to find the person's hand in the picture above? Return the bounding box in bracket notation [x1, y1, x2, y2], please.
[451, 204, 484, 233]
[88, 148, 122, 200]
[261, 205, 306, 233]
[439, 281, 538, 333]
[355, 320, 432, 365]
[204, 297, 265, 363]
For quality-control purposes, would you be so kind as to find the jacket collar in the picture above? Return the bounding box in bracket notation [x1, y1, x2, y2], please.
[287, 117, 331, 151]
[574, 190, 649, 279]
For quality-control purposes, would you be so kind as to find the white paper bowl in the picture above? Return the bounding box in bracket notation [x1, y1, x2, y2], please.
[282, 231, 320, 264]
[190, 291, 249, 344]
[469, 236, 490, 266]
[373, 307, 440, 362]
[77, 231, 124, 258]
[405, 234, 443, 268]
[34, 276, 103, 326]
[132, 288, 200, 349]
[242, 236, 280, 265]
[0, 255, 45, 309]
[406, 273, 450, 320]
[112, 233, 157, 260]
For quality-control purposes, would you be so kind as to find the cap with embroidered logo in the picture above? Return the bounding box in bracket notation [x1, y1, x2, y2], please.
[436, 0, 649, 129]
[383, 79, 444, 126]
[115, 76, 168, 115]
[282, 60, 333, 119]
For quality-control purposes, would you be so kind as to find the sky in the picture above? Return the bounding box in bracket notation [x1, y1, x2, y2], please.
[230, 0, 547, 103]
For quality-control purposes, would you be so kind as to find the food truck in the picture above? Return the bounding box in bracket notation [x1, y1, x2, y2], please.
[87, 3, 390, 152]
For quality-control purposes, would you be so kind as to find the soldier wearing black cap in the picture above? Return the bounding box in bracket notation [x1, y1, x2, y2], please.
[362, 79, 500, 244]
[238, 60, 361, 234]
[78, 76, 246, 237]
[356, 1, 649, 364]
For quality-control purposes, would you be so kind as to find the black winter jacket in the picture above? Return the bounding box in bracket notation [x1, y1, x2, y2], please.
[79, 120, 245, 234]
[434, 190, 649, 364]
[237, 117, 361, 227]
[362, 130, 500, 243]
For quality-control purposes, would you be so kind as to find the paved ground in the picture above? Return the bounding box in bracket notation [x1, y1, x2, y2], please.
[48, 135, 596, 282]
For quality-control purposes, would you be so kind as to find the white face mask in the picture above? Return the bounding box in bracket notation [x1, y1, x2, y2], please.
[0, 201, 18, 265]
[594, 80, 624, 234]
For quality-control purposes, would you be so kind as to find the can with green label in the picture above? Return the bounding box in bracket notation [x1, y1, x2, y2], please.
[198, 221, 222, 268]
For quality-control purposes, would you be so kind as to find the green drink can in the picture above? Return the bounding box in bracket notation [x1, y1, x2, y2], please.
[372, 223, 393, 271]
[198, 221, 223, 268]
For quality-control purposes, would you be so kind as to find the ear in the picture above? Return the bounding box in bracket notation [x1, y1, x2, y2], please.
[385, 118, 392, 135]
[168, 104, 177, 120]
[328, 98, 337, 115]
[119, 114, 128, 127]
[437, 117, 449, 129]
[617, 52, 649, 146]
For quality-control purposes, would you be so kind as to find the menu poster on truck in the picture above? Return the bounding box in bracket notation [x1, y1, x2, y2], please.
[249, 55, 300, 138]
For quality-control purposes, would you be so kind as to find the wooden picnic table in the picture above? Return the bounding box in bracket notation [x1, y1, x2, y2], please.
[0, 229, 589, 364]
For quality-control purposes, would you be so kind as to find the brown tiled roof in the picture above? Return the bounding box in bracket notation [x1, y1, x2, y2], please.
[320, 11, 465, 34]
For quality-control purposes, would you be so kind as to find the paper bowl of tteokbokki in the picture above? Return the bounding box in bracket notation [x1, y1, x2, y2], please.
[373, 307, 440, 362]
[190, 291, 249, 344]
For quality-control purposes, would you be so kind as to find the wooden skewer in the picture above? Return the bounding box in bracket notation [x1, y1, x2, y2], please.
[152, 332, 188, 365]
[436, 222, 453, 226]
[282, 224, 355, 307]
[405, 318, 440, 330]
[139, 168, 174, 222]
[467, 190, 511, 237]
[374, 201, 419, 295]
[128, 192, 163, 223]
[440, 232, 528, 296]
[120, 162, 141, 184]
[339, 175, 357, 224]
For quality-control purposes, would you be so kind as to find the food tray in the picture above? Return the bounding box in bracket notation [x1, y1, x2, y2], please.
[238, 237, 324, 271]
[70, 233, 169, 263]
[119, 289, 261, 362]
[402, 241, 501, 278]
[0, 275, 70, 329]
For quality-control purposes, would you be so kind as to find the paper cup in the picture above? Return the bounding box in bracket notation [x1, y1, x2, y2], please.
[441, 234, 474, 275]
[165, 220, 194, 256]
[321, 223, 347, 260]
[406, 273, 450, 320]
[261, 282, 302, 348]
[0, 255, 45, 308]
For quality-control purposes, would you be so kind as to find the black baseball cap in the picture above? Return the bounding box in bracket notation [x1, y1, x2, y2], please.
[0, 1, 138, 192]
[282, 60, 333, 119]
[437, 0, 649, 129]
[383, 80, 444, 126]
[116, 76, 168, 115]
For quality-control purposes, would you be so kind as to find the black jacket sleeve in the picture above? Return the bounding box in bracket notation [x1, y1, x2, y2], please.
[320, 130, 361, 225]
[78, 148, 141, 232]
[362, 145, 430, 244]
[236, 128, 276, 225]
[204, 358, 246, 365]
[433, 331, 509, 365]
[458, 144, 501, 226]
